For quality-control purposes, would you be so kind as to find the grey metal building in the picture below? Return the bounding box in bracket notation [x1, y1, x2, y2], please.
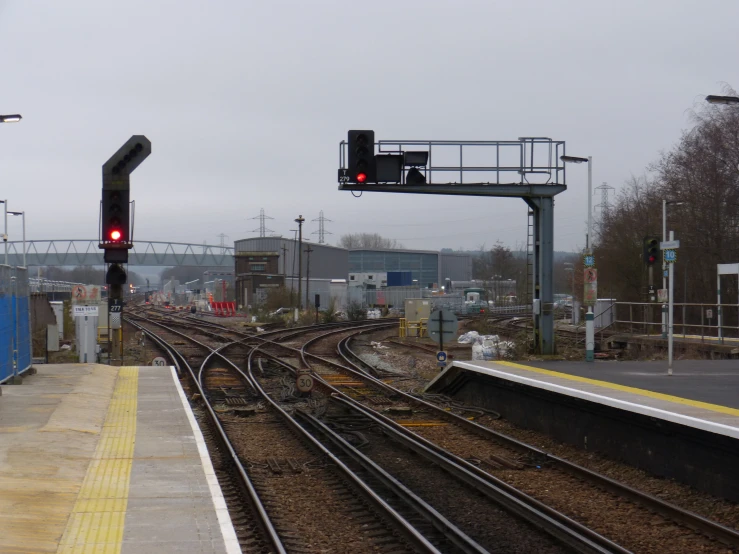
[234, 237, 349, 281]
[439, 252, 473, 282]
[349, 249, 472, 287]
[235, 237, 472, 289]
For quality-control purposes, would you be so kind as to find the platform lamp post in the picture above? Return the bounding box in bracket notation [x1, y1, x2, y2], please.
[705, 95, 739, 105]
[1, 200, 6, 265]
[704, 95, 738, 342]
[1, 114, 22, 266]
[561, 154, 594, 361]
[8, 211, 25, 268]
[661, 200, 685, 338]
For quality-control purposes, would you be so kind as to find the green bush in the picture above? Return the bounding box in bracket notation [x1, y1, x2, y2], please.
[346, 301, 366, 321]
[321, 297, 339, 323]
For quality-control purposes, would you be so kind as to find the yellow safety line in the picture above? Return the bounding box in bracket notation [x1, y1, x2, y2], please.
[496, 361, 739, 417]
[57, 367, 139, 554]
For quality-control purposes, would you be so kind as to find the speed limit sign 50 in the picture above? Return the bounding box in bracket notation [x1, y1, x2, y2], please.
[296, 370, 314, 393]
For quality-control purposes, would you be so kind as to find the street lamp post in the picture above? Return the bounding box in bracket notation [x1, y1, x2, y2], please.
[704, 95, 738, 343]
[1, 113, 22, 266]
[8, 211, 25, 267]
[705, 95, 739, 105]
[1, 200, 6, 265]
[561, 155, 594, 361]
[560, 155, 593, 251]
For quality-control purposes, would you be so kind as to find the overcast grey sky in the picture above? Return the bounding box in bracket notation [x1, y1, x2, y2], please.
[0, 0, 736, 253]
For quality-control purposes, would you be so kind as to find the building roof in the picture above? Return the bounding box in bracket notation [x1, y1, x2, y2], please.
[234, 237, 473, 258]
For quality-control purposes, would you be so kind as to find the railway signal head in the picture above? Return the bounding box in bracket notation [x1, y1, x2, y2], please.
[347, 130, 376, 184]
[103, 136, 151, 179]
[102, 189, 130, 244]
[100, 136, 151, 261]
[643, 236, 659, 266]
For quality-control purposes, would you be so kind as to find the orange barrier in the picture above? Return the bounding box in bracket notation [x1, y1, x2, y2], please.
[210, 301, 236, 316]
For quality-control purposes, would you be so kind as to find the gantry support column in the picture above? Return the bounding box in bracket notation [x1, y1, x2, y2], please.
[526, 196, 555, 355]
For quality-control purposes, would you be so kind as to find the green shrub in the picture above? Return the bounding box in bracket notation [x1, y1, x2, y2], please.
[346, 301, 366, 321]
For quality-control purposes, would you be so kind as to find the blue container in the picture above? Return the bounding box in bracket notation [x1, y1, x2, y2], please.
[387, 271, 412, 287]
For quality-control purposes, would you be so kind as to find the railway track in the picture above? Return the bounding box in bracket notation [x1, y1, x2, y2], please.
[125, 309, 739, 553]
[127, 313, 452, 552]
[332, 331, 739, 553]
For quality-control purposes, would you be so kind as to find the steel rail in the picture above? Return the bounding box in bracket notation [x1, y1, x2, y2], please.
[133, 313, 444, 553]
[135, 314, 739, 549]
[241, 348, 443, 554]
[295, 410, 489, 554]
[293, 331, 625, 553]
[336, 334, 392, 378]
[337, 335, 739, 549]
[331, 395, 627, 554]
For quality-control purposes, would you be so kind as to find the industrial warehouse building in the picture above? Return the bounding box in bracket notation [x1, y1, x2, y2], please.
[234, 237, 348, 308]
[349, 249, 471, 288]
[233, 236, 472, 309]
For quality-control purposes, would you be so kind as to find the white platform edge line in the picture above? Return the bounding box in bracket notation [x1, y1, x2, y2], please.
[170, 366, 241, 553]
[455, 362, 739, 440]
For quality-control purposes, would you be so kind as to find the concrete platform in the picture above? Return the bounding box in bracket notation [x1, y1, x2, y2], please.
[504, 359, 739, 409]
[427, 359, 739, 501]
[0, 364, 239, 553]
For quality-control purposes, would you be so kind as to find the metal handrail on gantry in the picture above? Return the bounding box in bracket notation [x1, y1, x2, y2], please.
[2, 240, 235, 268]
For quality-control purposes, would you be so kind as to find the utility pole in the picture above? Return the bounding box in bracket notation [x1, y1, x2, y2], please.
[289, 229, 298, 306]
[281, 243, 288, 280]
[295, 215, 305, 314]
[304, 246, 313, 310]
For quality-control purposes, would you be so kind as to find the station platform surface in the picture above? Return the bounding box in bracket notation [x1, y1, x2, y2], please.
[0, 364, 239, 554]
[428, 359, 739, 439]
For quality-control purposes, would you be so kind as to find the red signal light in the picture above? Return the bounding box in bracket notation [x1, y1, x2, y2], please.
[110, 230, 122, 241]
[357, 172, 367, 183]
[648, 255, 656, 263]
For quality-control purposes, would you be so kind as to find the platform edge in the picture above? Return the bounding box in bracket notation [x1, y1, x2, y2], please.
[169, 366, 241, 554]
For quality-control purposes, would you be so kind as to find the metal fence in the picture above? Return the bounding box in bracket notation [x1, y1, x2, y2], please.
[614, 302, 739, 341]
[0, 266, 32, 383]
[349, 286, 532, 317]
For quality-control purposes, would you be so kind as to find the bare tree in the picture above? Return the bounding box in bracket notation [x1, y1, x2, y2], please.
[594, 86, 739, 311]
[338, 233, 404, 249]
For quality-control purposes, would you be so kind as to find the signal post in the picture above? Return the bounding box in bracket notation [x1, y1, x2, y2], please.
[99, 136, 151, 364]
